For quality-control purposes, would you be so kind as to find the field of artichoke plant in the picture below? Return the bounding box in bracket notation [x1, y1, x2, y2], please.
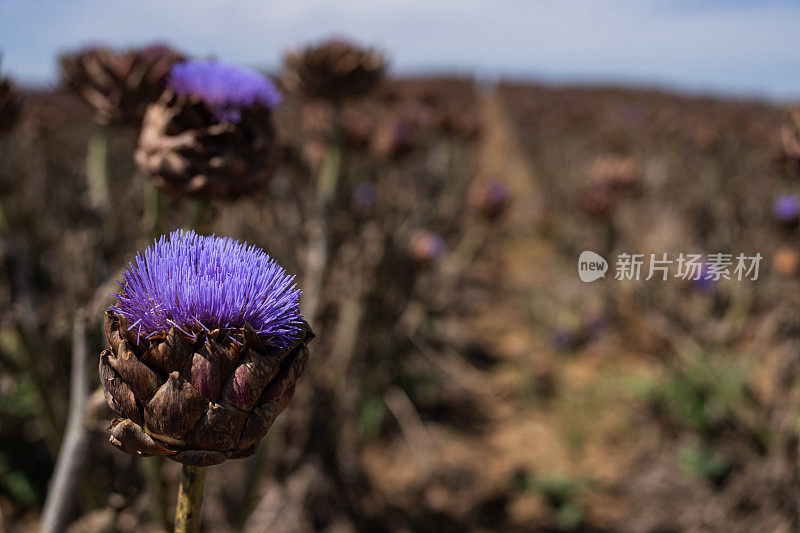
[1, 37, 800, 532]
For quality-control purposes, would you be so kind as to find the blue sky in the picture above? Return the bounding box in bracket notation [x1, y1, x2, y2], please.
[1, 0, 799, 100]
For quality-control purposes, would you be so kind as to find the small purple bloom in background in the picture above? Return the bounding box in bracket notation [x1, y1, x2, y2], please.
[470, 180, 512, 221]
[484, 181, 511, 203]
[111, 230, 302, 347]
[352, 182, 378, 208]
[393, 120, 413, 144]
[772, 194, 800, 224]
[691, 263, 715, 293]
[409, 230, 447, 266]
[169, 60, 282, 122]
[551, 326, 576, 352]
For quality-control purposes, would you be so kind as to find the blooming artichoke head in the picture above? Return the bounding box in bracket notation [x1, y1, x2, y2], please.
[100, 230, 313, 466]
[135, 60, 282, 200]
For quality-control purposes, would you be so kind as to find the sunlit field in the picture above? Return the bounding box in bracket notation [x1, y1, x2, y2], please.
[2, 6, 800, 532]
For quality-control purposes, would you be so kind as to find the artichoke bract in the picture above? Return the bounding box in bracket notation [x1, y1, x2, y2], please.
[0, 76, 20, 134]
[59, 44, 184, 126]
[283, 38, 385, 101]
[135, 60, 281, 200]
[100, 231, 313, 467]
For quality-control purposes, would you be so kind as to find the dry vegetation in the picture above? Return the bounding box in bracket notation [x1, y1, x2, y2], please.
[1, 75, 800, 532]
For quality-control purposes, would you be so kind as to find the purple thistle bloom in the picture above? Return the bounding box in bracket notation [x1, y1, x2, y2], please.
[410, 231, 447, 261]
[168, 60, 281, 122]
[110, 230, 302, 347]
[485, 180, 511, 203]
[773, 194, 800, 224]
[352, 181, 378, 208]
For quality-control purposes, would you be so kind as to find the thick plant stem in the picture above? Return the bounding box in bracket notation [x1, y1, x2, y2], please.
[302, 106, 342, 324]
[174, 465, 207, 533]
[87, 122, 110, 211]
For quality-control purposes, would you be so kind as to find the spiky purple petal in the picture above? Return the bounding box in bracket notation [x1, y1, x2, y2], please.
[168, 60, 281, 122]
[110, 230, 302, 347]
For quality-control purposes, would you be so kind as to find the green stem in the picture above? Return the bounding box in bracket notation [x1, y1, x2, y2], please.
[145, 183, 164, 239]
[317, 113, 343, 213]
[87, 122, 110, 211]
[174, 465, 207, 533]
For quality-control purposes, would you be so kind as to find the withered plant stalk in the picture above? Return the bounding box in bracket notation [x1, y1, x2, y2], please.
[302, 106, 343, 324]
[86, 122, 111, 211]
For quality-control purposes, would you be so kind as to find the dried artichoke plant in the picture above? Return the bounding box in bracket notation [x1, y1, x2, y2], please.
[136, 60, 282, 202]
[283, 38, 385, 103]
[101, 230, 313, 532]
[134, 60, 282, 235]
[282, 38, 385, 323]
[59, 44, 184, 211]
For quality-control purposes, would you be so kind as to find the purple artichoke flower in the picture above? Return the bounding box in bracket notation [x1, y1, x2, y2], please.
[169, 60, 281, 122]
[137, 61, 281, 200]
[772, 194, 800, 225]
[111, 230, 302, 347]
[101, 231, 313, 466]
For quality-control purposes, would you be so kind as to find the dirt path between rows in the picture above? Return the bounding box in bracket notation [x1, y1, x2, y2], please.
[362, 88, 663, 529]
[463, 88, 659, 527]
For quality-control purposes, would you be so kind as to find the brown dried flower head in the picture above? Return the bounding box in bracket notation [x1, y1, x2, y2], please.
[283, 38, 385, 101]
[59, 44, 184, 126]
